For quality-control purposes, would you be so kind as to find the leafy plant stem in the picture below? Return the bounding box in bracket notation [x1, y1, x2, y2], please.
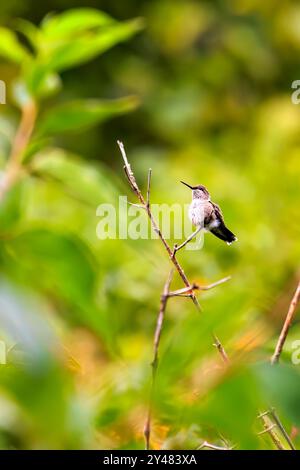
[0, 100, 37, 201]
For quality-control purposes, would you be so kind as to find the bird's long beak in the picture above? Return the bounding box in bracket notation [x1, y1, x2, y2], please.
[180, 181, 194, 190]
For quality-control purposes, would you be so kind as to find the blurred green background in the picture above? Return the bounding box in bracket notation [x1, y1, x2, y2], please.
[0, 0, 300, 450]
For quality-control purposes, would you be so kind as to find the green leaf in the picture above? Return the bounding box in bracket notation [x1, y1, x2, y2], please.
[0, 182, 23, 231]
[41, 8, 114, 38]
[37, 71, 62, 98]
[42, 18, 143, 72]
[184, 366, 262, 449]
[11, 80, 32, 107]
[15, 11, 143, 95]
[0, 281, 89, 449]
[30, 147, 119, 204]
[0, 27, 30, 64]
[0, 113, 16, 159]
[38, 96, 139, 134]
[5, 228, 95, 303]
[2, 228, 108, 338]
[13, 72, 61, 105]
[23, 62, 59, 98]
[23, 137, 52, 162]
[255, 362, 300, 426]
[15, 19, 42, 51]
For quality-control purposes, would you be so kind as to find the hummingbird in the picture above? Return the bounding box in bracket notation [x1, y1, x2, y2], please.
[181, 181, 237, 245]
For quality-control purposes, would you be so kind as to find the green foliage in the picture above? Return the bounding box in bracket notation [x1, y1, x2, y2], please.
[38, 96, 139, 134]
[0, 8, 143, 100]
[256, 363, 300, 426]
[0, 0, 300, 451]
[0, 27, 29, 64]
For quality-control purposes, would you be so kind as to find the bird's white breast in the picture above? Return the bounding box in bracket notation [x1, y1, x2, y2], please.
[188, 200, 205, 227]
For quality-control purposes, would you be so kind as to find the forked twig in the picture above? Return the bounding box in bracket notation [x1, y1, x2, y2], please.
[172, 226, 202, 256]
[167, 276, 231, 298]
[118, 140, 201, 310]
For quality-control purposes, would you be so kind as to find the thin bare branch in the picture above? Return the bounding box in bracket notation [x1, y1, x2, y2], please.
[144, 269, 174, 451]
[168, 276, 231, 297]
[198, 276, 232, 291]
[172, 226, 202, 256]
[258, 409, 295, 450]
[153, 270, 174, 371]
[117, 140, 200, 310]
[146, 168, 152, 208]
[271, 280, 300, 365]
[257, 423, 277, 435]
[257, 410, 270, 419]
[270, 408, 296, 450]
[168, 286, 195, 297]
[169, 293, 193, 298]
[197, 440, 234, 450]
[258, 412, 285, 450]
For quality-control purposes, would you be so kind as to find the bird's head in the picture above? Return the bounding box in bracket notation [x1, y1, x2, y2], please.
[180, 181, 210, 200]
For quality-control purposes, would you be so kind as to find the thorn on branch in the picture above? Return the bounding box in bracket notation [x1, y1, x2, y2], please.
[127, 201, 145, 209]
[197, 440, 234, 450]
[213, 334, 229, 364]
[258, 410, 286, 450]
[257, 424, 277, 436]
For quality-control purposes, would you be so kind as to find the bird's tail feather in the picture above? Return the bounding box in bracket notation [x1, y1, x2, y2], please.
[210, 223, 237, 245]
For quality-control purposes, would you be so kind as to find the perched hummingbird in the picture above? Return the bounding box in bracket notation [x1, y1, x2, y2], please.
[181, 181, 237, 245]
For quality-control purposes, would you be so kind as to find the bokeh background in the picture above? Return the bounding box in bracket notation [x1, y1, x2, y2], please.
[0, 0, 300, 450]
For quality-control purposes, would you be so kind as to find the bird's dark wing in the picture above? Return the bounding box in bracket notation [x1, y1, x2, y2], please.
[211, 202, 225, 223]
[203, 202, 214, 225]
[209, 202, 237, 244]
